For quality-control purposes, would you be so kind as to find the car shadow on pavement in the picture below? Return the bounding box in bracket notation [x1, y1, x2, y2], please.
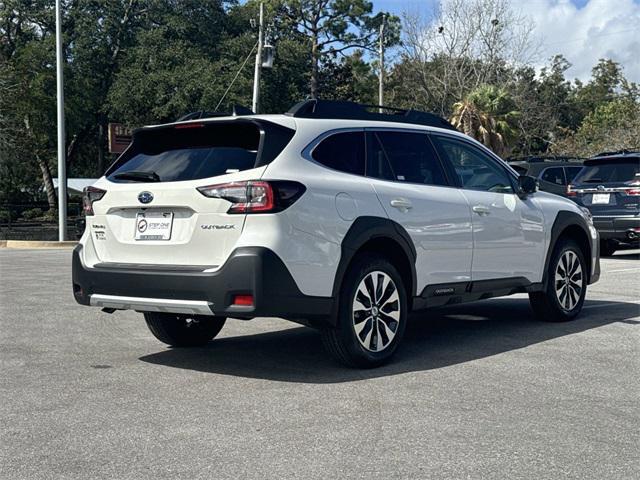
[139, 298, 640, 384]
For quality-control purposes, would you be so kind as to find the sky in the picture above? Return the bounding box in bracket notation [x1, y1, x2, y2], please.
[375, 0, 640, 82]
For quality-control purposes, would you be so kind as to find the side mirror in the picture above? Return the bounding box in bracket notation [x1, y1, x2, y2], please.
[518, 175, 538, 197]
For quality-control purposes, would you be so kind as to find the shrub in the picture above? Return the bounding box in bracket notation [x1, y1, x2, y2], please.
[22, 207, 43, 220]
[0, 209, 12, 223]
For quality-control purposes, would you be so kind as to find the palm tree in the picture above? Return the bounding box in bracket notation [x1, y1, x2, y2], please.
[450, 85, 520, 156]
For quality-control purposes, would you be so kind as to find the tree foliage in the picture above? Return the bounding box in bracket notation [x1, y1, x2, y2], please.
[450, 85, 519, 156]
[0, 0, 639, 206]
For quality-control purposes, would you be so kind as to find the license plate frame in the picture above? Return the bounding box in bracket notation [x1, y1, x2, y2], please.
[135, 211, 174, 241]
[591, 193, 610, 204]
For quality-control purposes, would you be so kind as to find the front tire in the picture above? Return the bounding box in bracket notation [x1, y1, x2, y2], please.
[321, 254, 408, 368]
[144, 312, 226, 347]
[529, 239, 587, 322]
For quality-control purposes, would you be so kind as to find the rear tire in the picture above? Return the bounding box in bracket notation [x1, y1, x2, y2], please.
[529, 238, 587, 322]
[144, 312, 226, 347]
[599, 240, 617, 257]
[321, 253, 408, 368]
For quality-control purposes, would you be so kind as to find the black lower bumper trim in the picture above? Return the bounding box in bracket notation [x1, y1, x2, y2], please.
[72, 245, 333, 326]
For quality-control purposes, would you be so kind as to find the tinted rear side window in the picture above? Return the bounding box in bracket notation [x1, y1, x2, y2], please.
[573, 160, 640, 184]
[367, 131, 448, 186]
[107, 121, 293, 183]
[540, 167, 566, 185]
[312, 132, 365, 175]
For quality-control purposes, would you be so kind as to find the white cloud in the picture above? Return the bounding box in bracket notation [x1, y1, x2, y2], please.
[511, 0, 640, 82]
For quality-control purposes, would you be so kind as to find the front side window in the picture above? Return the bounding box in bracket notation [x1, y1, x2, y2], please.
[431, 136, 514, 193]
[366, 131, 448, 186]
[312, 131, 365, 176]
[540, 167, 566, 185]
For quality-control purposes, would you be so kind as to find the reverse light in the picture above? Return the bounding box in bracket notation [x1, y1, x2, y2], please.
[82, 186, 106, 216]
[566, 184, 577, 197]
[197, 180, 305, 214]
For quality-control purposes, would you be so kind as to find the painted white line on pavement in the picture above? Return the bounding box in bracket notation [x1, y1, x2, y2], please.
[603, 267, 640, 273]
[583, 302, 640, 309]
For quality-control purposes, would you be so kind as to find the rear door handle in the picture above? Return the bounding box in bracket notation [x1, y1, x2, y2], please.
[472, 204, 491, 215]
[390, 198, 413, 211]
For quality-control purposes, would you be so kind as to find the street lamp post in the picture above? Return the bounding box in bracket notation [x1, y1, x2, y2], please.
[378, 15, 385, 112]
[252, 2, 264, 114]
[55, 0, 67, 241]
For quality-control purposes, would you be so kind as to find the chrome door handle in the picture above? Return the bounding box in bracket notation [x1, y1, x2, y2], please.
[472, 204, 491, 215]
[390, 198, 413, 210]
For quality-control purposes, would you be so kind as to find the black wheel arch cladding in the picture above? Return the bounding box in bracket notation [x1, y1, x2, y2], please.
[331, 216, 418, 301]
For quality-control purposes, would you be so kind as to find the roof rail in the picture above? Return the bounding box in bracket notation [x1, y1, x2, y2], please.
[506, 155, 585, 163]
[176, 105, 254, 122]
[286, 99, 456, 131]
[592, 149, 639, 158]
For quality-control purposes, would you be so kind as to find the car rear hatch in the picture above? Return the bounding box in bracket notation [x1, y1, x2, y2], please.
[568, 156, 640, 218]
[84, 119, 294, 267]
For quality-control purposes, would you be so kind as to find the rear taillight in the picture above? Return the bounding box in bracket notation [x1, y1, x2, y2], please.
[82, 186, 106, 216]
[625, 188, 640, 196]
[566, 185, 577, 197]
[197, 180, 305, 214]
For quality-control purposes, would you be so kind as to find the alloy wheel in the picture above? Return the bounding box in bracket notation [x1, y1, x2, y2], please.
[352, 271, 401, 352]
[555, 250, 583, 311]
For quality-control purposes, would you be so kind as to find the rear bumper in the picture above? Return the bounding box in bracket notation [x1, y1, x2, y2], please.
[72, 245, 333, 326]
[592, 216, 640, 242]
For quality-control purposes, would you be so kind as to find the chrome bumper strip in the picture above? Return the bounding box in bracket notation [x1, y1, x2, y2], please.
[89, 294, 214, 316]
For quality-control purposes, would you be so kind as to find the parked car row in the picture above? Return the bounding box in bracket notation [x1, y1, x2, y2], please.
[508, 152, 640, 256]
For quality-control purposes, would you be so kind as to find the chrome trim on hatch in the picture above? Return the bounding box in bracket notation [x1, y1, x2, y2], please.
[89, 294, 214, 315]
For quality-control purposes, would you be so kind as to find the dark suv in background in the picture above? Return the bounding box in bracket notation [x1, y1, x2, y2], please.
[507, 156, 585, 197]
[567, 151, 640, 256]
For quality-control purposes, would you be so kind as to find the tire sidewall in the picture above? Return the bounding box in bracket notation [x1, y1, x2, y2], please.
[337, 255, 408, 365]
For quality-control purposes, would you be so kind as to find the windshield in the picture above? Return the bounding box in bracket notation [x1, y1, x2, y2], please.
[573, 160, 640, 185]
[106, 121, 293, 183]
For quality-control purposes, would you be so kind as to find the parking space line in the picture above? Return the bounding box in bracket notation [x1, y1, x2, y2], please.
[583, 302, 640, 309]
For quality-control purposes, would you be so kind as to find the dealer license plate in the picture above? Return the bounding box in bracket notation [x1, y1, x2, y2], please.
[135, 212, 173, 240]
[591, 193, 610, 204]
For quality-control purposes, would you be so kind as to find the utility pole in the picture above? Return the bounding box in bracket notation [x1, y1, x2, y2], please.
[378, 15, 385, 112]
[56, 0, 67, 241]
[252, 2, 264, 114]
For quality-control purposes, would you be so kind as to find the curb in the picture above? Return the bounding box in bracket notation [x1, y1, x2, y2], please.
[0, 240, 78, 249]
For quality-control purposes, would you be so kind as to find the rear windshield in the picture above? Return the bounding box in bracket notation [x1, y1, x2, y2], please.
[106, 121, 293, 183]
[573, 159, 640, 185]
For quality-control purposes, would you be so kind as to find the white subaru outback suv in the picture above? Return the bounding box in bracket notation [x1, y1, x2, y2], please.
[73, 100, 600, 368]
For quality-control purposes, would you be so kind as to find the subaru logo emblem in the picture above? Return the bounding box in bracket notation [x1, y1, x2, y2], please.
[597, 185, 605, 191]
[138, 191, 153, 204]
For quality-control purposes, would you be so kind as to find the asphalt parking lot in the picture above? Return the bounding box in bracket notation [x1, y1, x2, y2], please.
[1, 248, 638, 479]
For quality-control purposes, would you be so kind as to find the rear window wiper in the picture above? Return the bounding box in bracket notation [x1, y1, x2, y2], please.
[113, 171, 161, 182]
[582, 178, 604, 183]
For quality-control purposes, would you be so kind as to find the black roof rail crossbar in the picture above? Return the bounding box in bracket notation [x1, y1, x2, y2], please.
[286, 99, 456, 131]
[176, 105, 254, 122]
